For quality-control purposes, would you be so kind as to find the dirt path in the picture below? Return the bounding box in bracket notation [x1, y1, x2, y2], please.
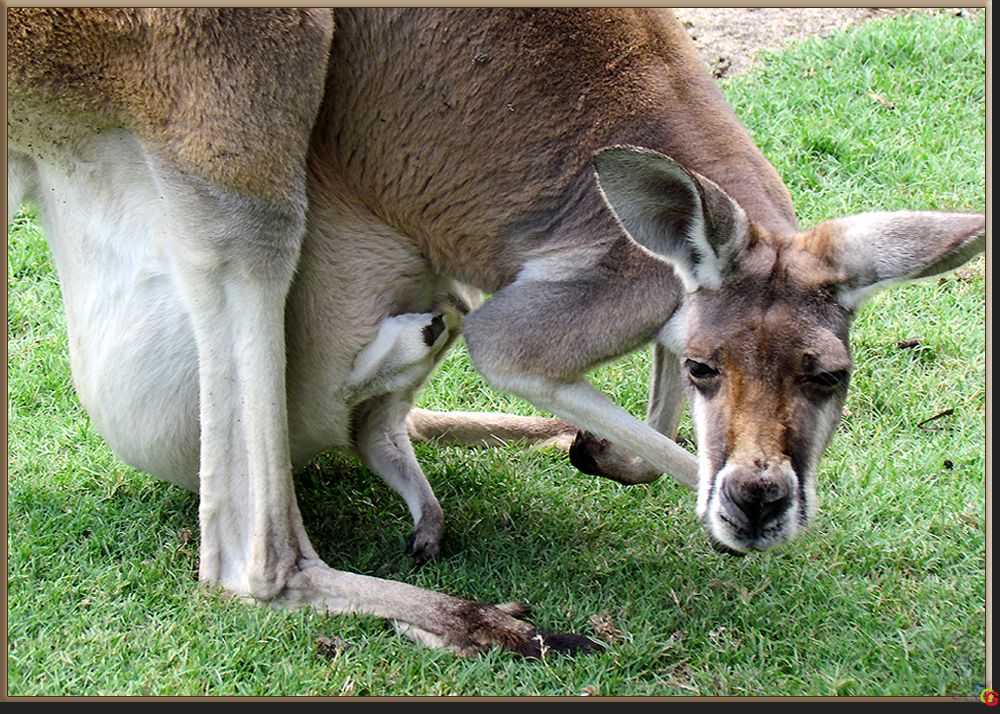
[672, 7, 980, 79]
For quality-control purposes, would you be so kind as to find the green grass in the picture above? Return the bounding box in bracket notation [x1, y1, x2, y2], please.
[7, 11, 986, 697]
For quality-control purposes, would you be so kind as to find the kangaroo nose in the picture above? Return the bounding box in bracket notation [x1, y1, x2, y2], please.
[720, 469, 792, 533]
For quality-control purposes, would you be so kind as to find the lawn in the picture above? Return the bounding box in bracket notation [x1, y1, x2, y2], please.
[6, 10, 986, 697]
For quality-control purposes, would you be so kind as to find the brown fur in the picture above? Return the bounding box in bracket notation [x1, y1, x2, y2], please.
[308, 8, 796, 294]
[8, 8, 333, 202]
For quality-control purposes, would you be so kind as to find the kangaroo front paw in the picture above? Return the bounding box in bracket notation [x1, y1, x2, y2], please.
[422, 313, 447, 347]
[570, 430, 663, 485]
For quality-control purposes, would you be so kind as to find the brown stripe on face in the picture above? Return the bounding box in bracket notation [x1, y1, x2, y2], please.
[722, 342, 793, 468]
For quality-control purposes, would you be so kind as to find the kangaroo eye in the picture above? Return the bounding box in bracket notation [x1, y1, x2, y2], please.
[685, 359, 721, 381]
[804, 369, 849, 390]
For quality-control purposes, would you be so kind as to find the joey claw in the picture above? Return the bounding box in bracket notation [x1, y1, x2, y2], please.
[408, 532, 440, 568]
[421, 314, 447, 346]
[407, 508, 444, 568]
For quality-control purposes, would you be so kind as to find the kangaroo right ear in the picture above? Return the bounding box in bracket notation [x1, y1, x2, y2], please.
[594, 145, 751, 292]
[805, 210, 986, 312]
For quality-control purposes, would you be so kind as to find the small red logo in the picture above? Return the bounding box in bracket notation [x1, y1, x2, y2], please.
[982, 689, 998, 706]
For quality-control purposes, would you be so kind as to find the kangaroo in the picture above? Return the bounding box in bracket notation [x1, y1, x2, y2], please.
[7, 8, 984, 654]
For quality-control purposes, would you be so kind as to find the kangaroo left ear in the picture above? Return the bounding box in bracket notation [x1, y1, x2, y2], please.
[594, 145, 751, 293]
[805, 211, 986, 311]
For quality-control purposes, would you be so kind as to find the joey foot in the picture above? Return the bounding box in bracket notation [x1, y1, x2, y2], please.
[408, 509, 444, 567]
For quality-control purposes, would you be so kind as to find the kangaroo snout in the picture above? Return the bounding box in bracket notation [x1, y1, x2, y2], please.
[720, 466, 793, 532]
[707, 461, 798, 553]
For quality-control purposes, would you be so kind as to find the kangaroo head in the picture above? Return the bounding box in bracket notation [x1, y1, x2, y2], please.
[595, 145, 985, 554]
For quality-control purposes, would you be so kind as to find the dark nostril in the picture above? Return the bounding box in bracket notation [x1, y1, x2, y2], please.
[723, 479, 791, 528]
[758, 493, 791, 524]
[725, 483, 754, 521]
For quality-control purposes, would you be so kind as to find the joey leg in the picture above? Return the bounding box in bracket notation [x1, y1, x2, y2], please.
[353, 396, 445, 566]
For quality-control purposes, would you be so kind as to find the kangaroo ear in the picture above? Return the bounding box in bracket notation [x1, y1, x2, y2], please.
[594, 145, 751, 292]
[810, 211, 986, 311]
